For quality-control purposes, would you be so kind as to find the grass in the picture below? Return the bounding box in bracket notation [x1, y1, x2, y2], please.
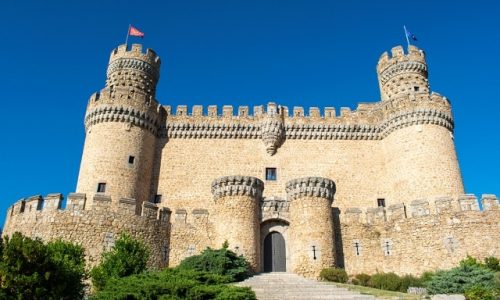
[327, 282, 426, 299]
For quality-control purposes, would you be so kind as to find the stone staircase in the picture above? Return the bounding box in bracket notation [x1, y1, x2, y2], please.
[236, 272, 376, 300]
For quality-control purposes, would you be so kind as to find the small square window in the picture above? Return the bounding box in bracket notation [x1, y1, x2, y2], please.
[128, 156, 135, 164]
[265, 168, 277, 181]
[153, 194, 162, 204]
[414, 86, 420, 92]
[377, 198, 386, 207]
[97, 182, 106, 193]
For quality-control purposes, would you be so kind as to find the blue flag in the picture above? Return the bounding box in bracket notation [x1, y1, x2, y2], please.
[404, 26, 418, 41]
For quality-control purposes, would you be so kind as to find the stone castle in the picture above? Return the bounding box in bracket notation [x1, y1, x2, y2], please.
[3, 43, 499, 277]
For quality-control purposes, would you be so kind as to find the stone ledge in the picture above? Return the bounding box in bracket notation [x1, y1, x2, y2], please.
[285, 177, 336, 201]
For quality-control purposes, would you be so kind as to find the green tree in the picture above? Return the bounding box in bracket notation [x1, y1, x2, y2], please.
[426, 263, 495, 295]
[177, 243, 250, 282]
[0, 232, 86, 299]
[90, 233, 150, 291]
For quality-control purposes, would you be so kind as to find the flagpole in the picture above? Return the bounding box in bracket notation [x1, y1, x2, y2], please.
[404, 25, 411, 49]
[125, 24, 131, 47]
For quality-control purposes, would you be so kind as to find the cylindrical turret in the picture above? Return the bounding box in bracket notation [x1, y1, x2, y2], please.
[211, 176, 264, 272]
[76, 44, 163, 208]
[287, 177, 336, 278]
[377, 45, 429, 101]
[376, 45, 464, 205]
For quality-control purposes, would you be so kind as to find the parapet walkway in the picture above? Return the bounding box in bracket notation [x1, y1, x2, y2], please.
[236, 272, 375, 300]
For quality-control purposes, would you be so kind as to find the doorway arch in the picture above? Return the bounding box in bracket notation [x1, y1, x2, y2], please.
[263, 231, 286, 272]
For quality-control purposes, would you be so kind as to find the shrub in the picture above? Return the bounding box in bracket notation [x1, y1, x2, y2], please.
[90, 233, 150, 291]
[0, 232, 86, 299]
[484, 257, 500, 271]
[464, 285, 499, 300]
[354, 273, 371, 286]
[177, 243, 250, 282]
[319, 267, 348, 283]
[399, 274, 424, 292]
[368, 272, 401, 291]
[426, 264, 495, 295]
[91, 268, 256, 300]
[420, 271, 435, 285]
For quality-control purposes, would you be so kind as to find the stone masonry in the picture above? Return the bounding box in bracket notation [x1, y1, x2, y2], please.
[2, 43, 499, 278]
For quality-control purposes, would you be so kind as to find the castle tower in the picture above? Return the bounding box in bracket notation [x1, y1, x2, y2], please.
[377, 45, 429, 101]
[76, 44, 163, 208]
[211, 176, 264, 272]
[377, 45, 464, 205]
[286, 177, 336, 277]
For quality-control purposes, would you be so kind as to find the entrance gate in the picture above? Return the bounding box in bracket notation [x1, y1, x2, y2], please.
[263, 231, 286, 272]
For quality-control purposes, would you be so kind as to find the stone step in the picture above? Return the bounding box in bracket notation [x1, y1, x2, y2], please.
[235, 272, 376, 300]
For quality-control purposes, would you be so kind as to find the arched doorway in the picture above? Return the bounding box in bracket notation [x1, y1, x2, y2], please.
[263, 231, 286, 272]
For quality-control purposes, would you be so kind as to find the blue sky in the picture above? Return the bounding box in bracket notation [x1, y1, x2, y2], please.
[0, 0, 499, 226]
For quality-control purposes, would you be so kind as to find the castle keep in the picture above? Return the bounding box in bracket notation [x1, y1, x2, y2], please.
[3, 44, 499, 277]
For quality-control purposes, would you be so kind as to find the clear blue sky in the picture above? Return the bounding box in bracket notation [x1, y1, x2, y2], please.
[0, 0, 499, 226]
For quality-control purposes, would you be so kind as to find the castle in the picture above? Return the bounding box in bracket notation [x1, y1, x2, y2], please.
[3, 43, 499, 278]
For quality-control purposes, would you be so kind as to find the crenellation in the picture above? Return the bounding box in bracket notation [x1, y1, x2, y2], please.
[44, 193, 63, 211]
[238, 106, 249, 117]
[387, 203, 406, 221]
[344, 207, 363, 224]
[222, 105, 233, 117]
[292, 106, 304, 117]
[118, 198, 137, 214]
[309, 107, 320, 119]
[176, 105, 188, 116]
[366, 207, 386, 224]
[67, 193, 86, 212]
[324, 107, 336, 118]
[192, 105, 203, 116]
[481, 194, 499, 211]
[93, 194, 112, 211]
[142, 201, 159, 219]
[25, 195, 43, 213]
[253, 105, 264, 116]
[410, 199, 430, 217]
[458, 194, 480, 211]
[208, 105, 218, 117]
[435, 196, 456, 213]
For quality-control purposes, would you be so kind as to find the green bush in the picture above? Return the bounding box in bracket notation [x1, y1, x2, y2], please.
[91, 268, 256, 300]
[177, 243, 250, 282]
[484, 257, 500, 271]
[426, 264, 495, 295]
[399, 274, 424, 292]
[319, 267, 348, 283]
[368, 272, 401, 291]
[354, 273, 371, 286]
[464, 284, 499, 300]
[90, 233, 150, 291]
[0, 232, 86, 299]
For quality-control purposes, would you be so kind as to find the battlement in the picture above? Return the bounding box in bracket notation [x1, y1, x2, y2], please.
[109, 44, 161, 69]
[211, 175, 264, 200]
[285, 177, 336, 201]
[377, 45, 426, 74]
[343, 194, 499, 225]
[7, 193, 167, 222]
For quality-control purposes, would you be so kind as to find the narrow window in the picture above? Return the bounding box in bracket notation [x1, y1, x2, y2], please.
[97, 182, 106, 193]
[354, 241, 361, 256]
[265, 168, 277, 181]
[414, 86, 420, 92]
[154, 194, 162, 204]
[128, 156, 135, 164]
[377, 198, 386, 207]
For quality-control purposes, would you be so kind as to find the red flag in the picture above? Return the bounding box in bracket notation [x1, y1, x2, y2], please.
[129, 26, 144, 38]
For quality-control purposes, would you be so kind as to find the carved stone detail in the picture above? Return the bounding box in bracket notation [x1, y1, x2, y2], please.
[211, 176, 264, 200]
[85, 105, 161, 136]
[260, 106, 285, 155]
[285, 177, 336, 201]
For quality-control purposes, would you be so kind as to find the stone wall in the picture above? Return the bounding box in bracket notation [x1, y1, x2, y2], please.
[340, 194, 500, 275]
[2, 193, 170, 268]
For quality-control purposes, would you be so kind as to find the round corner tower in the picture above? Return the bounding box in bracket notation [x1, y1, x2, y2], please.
[76, 44, 164, 208]
[376, 45, 464, 205]
[377, 45, 429, 101]
[211, 176, 264, 272]
[286, 177, 336, 278]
